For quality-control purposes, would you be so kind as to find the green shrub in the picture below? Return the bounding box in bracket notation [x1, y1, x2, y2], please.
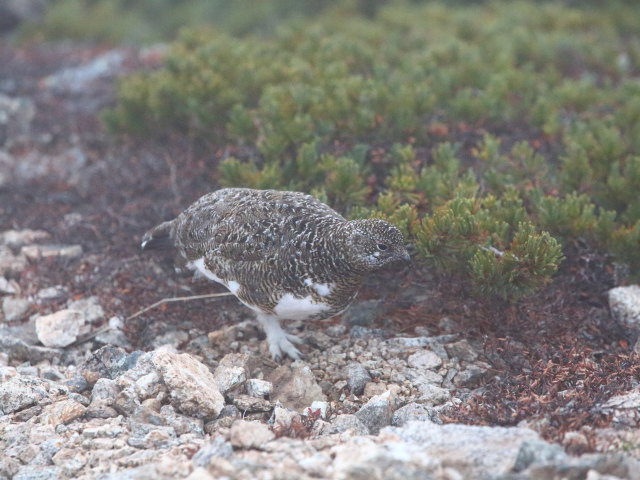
[105, 0, 640, 298]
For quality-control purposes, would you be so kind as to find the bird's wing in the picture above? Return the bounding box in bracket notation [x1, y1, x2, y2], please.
[173, 189, 342, 262]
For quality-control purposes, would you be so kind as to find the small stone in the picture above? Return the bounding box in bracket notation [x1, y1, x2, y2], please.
[160, 404, 204, 435]
[67, 296, 104, 323]
[229, 420, 275, 449]
[0, 276, 18, 295]
[392, 402, 436, 426]
[232, 394, 273, 412]
[2, 297, 30, 322]
[513, 439, 568, 472]
[127, 422, 177, 449]
[445, 339, 479, 362]
[599, 386, 640, 427]
[12, 465, 61, 480]
[246, 378, 273, 398]
[21, 244, 83, 260]
[64, 375, 89, 393]
[345, 362, 372, 395]
[272, 406, 300, 430]
[0, 375, 49, 414]
[609, 285, 640, 338]
[363, 381, 388, 398]
[407, 349, 443, 370]
[212, 353, 248, 394]
[355, 390, 396, 434]
[0, 229, 50, 248]
[307, 400, 330, 419]
[327, 414, 370, 435]
[36, 285, 69, 302]
[453, 362, 491, 388]
[35, 309, 84, 347]
[0, 245, 27, 276]
[86, 377, 120, 418]
[192, 436, 233, 467]
[51, 448, 87, 476]
[81, 345, 143, 382]
[268, 362, 326, 411]
[151, 349, 225, 419]
[39, 399, 87, 426]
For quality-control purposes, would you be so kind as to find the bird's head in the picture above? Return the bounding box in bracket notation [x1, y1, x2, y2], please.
[344, 218, 410, 271]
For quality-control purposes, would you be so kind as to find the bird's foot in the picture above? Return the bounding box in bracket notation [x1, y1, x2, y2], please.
[257, 314, 305, 361]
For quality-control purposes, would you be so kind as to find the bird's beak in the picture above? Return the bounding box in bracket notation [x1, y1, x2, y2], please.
[399, 249, 411, 262]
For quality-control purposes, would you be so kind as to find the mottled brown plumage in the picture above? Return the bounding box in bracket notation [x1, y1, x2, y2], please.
[142, 188, 409, 359]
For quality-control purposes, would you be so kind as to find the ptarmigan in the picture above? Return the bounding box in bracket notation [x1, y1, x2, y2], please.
[141, 188, 409, 360]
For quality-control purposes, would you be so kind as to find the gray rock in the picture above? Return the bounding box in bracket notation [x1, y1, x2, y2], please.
[51, 448, 88, 476]
[87, 378, 120, 418]
[150, 349, 225, 419]
[392, 403, 437, 426]
[21, 244, 83, 260]
[0, 229, 50, 248]
[95, 316, 132, 348]
[350, 325, 390, 339]
[380, 421, 542, 478]
[35, 309, 85, 348]
[355, 390, 396, 434]
[345, 362, 372, 395]
[12, 465, 61, 480]
[599, 386, 640, 427]
[192, 437, 234, 467]
[67, 296, 104, 323]
[332, 437, 443, 480]
[0, 276, 18, 295]
[268, 362, 327, 411]
[0, 245, 27, 276]
[160, 404, 204, 435]
[127, 422, 177, 449]
[445, 339, 479, 362]
[212, 353, 248, 394]
[0, 455, 20, 479]
[229, 420, 275, 449]
[0, 335, 61, 363]
[609, 285, 640, 339]
[341, 299, 385, 327]
[43, 50, 127, 93]
[407, 349, 443, 370]
[513, 439, 568, 472]
[272, 405, 301, 430]
[64, 375, 89, 393]
[453, 362, 491, 388]
[246, 379, 273, 398]
[0, 375, 49, 414]
[328, 414, 370, 435]
[81, 345, 143, 382]
[36, 285, 69, 302]
[2, 297, 30, 322]
[150, 329, 189, 349]
[38, 399, 87, 426]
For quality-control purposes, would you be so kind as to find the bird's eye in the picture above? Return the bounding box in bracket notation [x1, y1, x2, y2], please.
[377, 243, 388, 251]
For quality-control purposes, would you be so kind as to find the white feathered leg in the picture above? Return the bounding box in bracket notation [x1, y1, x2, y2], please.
[256, 313, 303, 360]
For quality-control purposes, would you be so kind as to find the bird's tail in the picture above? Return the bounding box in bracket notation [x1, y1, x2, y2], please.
[141, 220, 175, 251]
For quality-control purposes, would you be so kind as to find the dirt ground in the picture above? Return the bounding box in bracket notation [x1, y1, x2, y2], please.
[2, 43, 636, 452]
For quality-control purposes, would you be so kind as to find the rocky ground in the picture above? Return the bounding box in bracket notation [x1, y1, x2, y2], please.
[2, 44, 640, 480]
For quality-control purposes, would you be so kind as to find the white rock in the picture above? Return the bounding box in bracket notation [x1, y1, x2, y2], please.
[0, 229, 50, 248]
[0, 375, 49, 414]
[246, 379, 273, 398]
[609, 285, 640, 336]
[229, 420, 275, 449]
[0, 276, 19, 294]
[268, 362, 326, 411]
[36, 285, 68, 301]
[308, 400, 330, 419]
[212, 353, 248, 394]
[21, 244, 83, 260]
[150, 350, 225, 419]
[35, 309, 84, 347]
[355, 390, 396, 434]
[67, 296, 104, 323]
[407, 349, 443, 370]
[379, 421, 542, 478]
[2, 297, 30, 322]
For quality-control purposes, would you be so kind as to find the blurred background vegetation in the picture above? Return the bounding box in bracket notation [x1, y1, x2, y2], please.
[12, 0, 640, 300]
